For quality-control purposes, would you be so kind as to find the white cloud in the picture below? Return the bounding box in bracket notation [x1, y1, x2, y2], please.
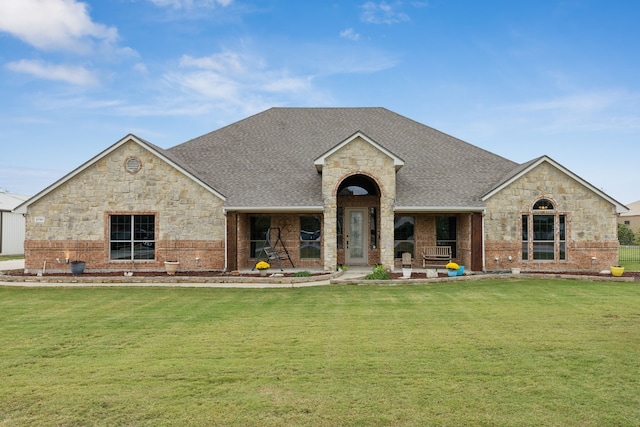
[171, 50, 312, 102]
[5, 59, 98, 86]
[147, 0, 233, 9]
[166, 70, 241, 100]
[360, 1, 409, 24]
[340, 28, 361, 41]
[133, 62, 149, 74]
[262, 75, 311, 93]
[515, 92, 622, 114]
[0, 0, 118, 53]
[180, 52, 245, 73]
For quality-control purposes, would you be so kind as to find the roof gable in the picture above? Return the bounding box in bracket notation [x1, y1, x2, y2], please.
[14, 134, 225, 214]
[0, 192, 29, 212]
[314, 131, 405, 172]
[619, 200, 640, 217]
[483, 155, 628, 214]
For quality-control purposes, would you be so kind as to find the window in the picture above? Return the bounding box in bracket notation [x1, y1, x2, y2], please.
[370, 207, 377, 249]
[533, 215, 555, 260]
[337, 175, 378, 196]
[559, 215, 566, 260]
[521, 215, 529, 260]
[394, 216, 414, 258]
[300, 216, 321, 259]
[337, 207, 343, 249]
[250, 216, 271, 258]
[436, 216, 457, 258]
[522, 199, 566, 261]
[109, 214, 155, 260]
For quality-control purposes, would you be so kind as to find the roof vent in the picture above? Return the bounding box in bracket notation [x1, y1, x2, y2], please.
[125, 156, 141, 173]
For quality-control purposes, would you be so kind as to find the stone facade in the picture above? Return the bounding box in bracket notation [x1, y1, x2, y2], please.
[23, 139, 226, 273]
[484, 162, 619, 271]
[320, 135, 397, 271]
[20, 132, 623, 275]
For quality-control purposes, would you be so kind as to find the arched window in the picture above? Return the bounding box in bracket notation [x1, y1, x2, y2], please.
[337, 175, 379, 196]
[522, 198, 565, 261]
[533, 199, 554, 210]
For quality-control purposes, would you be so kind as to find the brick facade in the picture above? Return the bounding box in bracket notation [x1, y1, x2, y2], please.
[235, 213, 324, 271]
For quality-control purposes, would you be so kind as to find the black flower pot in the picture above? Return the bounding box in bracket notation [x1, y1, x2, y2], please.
[70, 261, 86, 275]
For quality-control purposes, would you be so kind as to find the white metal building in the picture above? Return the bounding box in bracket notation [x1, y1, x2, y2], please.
[0, 191, 29, 256]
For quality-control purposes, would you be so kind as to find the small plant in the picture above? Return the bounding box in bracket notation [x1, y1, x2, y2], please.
[255, 261, 270, 270]
[293, 271, 312, 277]
[365, 264, 390, 280]
[337, 264, 348, 271]
[445, 262, 460, 271]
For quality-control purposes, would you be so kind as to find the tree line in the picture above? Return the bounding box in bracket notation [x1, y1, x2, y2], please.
[618, 223, 640, 245]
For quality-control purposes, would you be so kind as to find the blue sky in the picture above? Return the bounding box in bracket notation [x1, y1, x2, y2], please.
[1, 0, 638, 204]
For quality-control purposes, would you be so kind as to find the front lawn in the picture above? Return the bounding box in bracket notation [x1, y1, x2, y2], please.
[1, 280, 639, 426]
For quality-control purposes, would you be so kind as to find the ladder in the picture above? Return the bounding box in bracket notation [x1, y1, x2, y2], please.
[252, 227, 295, 271]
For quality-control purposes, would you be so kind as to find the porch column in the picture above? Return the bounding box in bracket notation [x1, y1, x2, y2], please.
[323, 202, 337, 271]
[379, 193, 395, 271]
[226, 212, 238, 271]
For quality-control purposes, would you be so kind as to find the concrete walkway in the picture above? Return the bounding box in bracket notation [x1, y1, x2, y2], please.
[0, 259, 370, 288]
[0, 259, 24, 271]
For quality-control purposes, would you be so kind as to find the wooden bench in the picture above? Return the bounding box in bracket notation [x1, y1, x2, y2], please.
[421, 246, 452, 268]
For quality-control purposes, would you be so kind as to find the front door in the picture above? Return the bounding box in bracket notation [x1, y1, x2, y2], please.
[345, 208, 368, 265]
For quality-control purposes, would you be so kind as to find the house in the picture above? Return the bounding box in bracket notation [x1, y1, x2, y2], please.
[0, 190, 29, 256]
[15, 107, 628, 274]
[618, 200, 640, 232]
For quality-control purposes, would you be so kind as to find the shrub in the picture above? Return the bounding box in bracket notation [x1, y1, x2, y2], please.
[618, 223, 636, 245]
[293, 271, 312, 277]
[365, 264, 391, 280]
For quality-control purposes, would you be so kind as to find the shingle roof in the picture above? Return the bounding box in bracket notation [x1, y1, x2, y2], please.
[167, 107, 519, 209]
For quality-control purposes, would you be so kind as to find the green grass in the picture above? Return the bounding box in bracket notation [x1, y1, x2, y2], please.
[620, 261, 640, 271]
[1, 280, 639, 426]
[0, 255, 23, 262]
[619, 246, 640, 271]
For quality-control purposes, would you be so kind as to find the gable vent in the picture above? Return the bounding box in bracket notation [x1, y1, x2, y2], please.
[125, 156, 141, 173]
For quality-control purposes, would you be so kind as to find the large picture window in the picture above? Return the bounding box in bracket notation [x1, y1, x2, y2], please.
[436, 216, 457, 259]
[109, 214, 155, 260]
[250, 216, 271, 258]
[300, 216, 321, 259]
[522, 199, 566, 261]
[394, 216, 414, 258]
